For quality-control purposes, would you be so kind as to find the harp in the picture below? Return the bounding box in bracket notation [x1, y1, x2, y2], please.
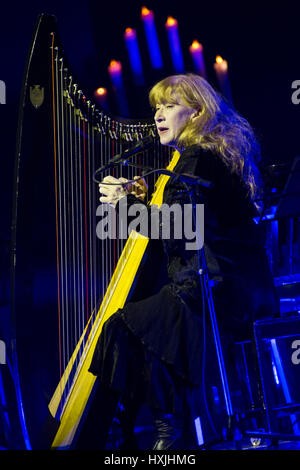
[11, 14, 181, 449]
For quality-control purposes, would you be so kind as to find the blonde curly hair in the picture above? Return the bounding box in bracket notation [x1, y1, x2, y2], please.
[149, 74, 262, 200]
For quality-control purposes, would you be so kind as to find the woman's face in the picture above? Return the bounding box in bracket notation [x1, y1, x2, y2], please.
[154, 98, 195, 150]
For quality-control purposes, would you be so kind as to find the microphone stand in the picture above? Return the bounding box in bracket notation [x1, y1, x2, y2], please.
[177, 174, 235, 442]
[142, 166, 235, 442]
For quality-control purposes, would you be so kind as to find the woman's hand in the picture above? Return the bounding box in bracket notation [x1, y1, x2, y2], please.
[129, 176, 148, 201]
[99, 175, 129, 207]
[99, 175, 148, 206]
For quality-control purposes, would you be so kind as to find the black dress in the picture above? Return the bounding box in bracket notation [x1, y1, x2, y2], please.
[89, 145, 278, 416]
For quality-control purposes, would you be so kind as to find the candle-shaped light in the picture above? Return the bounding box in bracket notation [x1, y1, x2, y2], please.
[189, 40, 206, 78]
[165, 16, 184, 73]
[94, 87, 108, 110]
[213, 55, 233, 105]
[124, 27, 144, 85]
[108, 60, 129, 116]
[108, 60, 123, 89]
[141, 6, 163, 69]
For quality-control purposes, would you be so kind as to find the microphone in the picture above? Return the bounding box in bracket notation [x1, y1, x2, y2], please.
[94, 135, 155, 179]
[108, 134, 155, 164]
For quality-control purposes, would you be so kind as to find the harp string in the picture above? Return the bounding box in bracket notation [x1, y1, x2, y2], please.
[56, 47, 66, 393]
[86, 105, 94, 336]
[61, 53, 69, 407]
[68, 82, 78, 373]
[76, 95, 83, 368]
[67, 80, 78, 370]
[82, 118, 89, 335]
[63, 68, 71, 368]
[51, 33, 62, 406]
[78, 103, 85, 359]
[61, 56, 70, 394]
[91, 111, 97, 328]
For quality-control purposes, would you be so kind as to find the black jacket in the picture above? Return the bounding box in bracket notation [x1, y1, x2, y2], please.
[111, 145, 279, 385]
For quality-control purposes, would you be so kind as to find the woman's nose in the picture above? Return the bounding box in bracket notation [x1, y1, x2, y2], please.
[155, 109, 165, 122]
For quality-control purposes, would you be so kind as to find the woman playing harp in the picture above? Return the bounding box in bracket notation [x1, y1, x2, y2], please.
[82, 73, 277, 450]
